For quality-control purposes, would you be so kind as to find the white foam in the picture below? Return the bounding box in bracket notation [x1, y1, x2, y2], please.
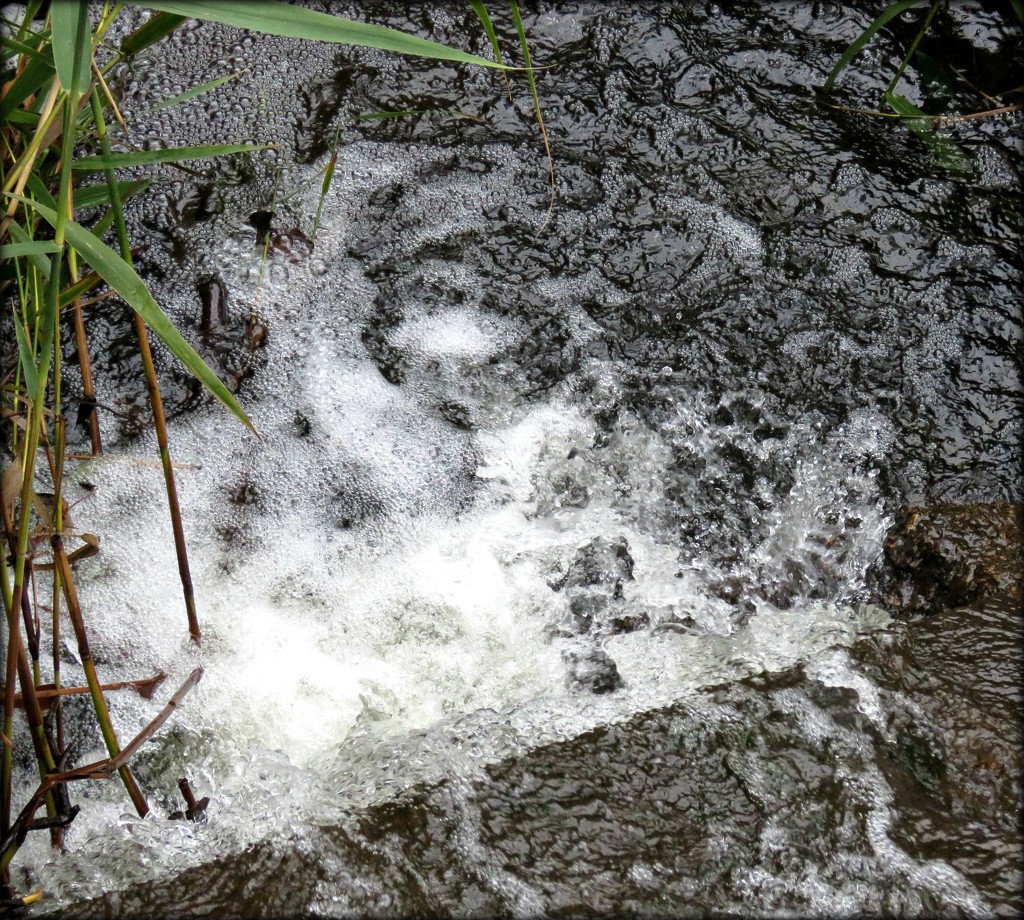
[12, 13, 925, 910]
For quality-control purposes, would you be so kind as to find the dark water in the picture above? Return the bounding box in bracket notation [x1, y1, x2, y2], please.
[12, 1, 1022, 917]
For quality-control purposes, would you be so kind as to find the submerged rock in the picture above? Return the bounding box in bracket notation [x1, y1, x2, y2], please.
[548, 536, 647, 639]
[552, 536, 635, 594]
[871, 502, 1022, 615]
[563, 648, 623, 694]
[563, 593, 650, 637]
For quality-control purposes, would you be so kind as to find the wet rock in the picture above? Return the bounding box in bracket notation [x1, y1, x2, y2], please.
[292, 412, 312, 437]
[170, 183, 220, 227]
[550, 593, 649, 640]
[565, 593, 605, 635]
[548, 537, 647, 639]
[197, 273, 229, 333]
[437, 400, 474, 431]
[651, 614, 699, 636]
[552, 536, 635, 594]
[872, 502, 1022, 615]
[246, 209, 274, 241]
[563, 648, 623, 694]
[268, 227, 313, 264]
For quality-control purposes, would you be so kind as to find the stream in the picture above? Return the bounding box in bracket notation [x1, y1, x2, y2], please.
[9, 2, 1021, 917]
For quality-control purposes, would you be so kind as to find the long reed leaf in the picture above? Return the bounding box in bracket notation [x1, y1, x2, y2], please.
[510, 0, 555, 221]
[9, 194, 257, 434]
[72, 143, 270, 171]
[127, 0, 509, 68]
[148, 70, 244, 112]
[11, 319, 39, 399]
[73, 178, 149, 211]
[0, 240, 60, 258]
[50, 0, 92, 96]
[4, 223, 54, 275]
[469, 0, 512, 99]
[23, 171, 58, 211]
[0, 34, 49, 62]
[0, 49, 55, 121]
[118, 10, 186, 57]
[883, 89, 970, 171]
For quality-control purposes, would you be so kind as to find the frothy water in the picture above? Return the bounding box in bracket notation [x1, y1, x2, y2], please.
[11, 2, 1020, 915]
[22, 137, 894, 903]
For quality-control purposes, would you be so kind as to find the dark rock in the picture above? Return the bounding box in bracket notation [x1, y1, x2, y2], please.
[548, 537, 646, 639]
[553, 536, 635, 594]
[567, 593, 605, 634]
[268, 227, 313, 264]
[438, 400, 474, 430]
[551, 594, 650, 639]
[247, 209, 274, 241]
[292, 412, 312, 437]
[651, 614, 698, 636]
[871, 502, 1022, 615]
[197, 273, 229, 333]
[563, 648, 623, 694]
[608, 606, 650, 635]
[171, 184, 220, 227]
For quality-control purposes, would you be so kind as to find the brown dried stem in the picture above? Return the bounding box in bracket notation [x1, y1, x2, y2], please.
[89, 89, 202, 644]
[50, 536, 148, 817]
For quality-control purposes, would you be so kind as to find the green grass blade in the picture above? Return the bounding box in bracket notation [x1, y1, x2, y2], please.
[469, 0, 511, 99]
[148, 70, 244, 112]
[4, 222, 54, 276]
[50, 0, 92, 96]
[884, 0, 941, 96]
[74, 178, 150, 211]
[0, 240, 61, 258]
[821, 0, 925, 95]
[72, 143, 270, 171]
[119, 10, 187, 56]
[1, 33, 50, 62]
[469, 1, 504, 64]
[311, 144, 338, 241]
[12, 314, 40, 399]
[59, 271, 101, 307]
[510, 0, 555, 220]
[24, 170, 59, 210]
[89, 209, 118, 240]
[10, 194, 258, 434]
[1, 109, 42, 128]
[127, 0, 508, 68]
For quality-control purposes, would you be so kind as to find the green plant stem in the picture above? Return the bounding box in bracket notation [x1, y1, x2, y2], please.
[89, 89, 202, 643]
[1, 267, 58, 848]
[0, 559, 14, 838]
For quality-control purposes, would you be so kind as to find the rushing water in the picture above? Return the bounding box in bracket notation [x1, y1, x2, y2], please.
[7, 2, 1021, 916]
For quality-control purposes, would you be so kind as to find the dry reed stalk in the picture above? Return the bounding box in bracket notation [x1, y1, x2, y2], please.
[89, 90, 202, 644]
[50, 536, 148, 817]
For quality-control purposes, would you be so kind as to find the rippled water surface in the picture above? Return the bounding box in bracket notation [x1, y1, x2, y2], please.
[8, 1, 1021, 917]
